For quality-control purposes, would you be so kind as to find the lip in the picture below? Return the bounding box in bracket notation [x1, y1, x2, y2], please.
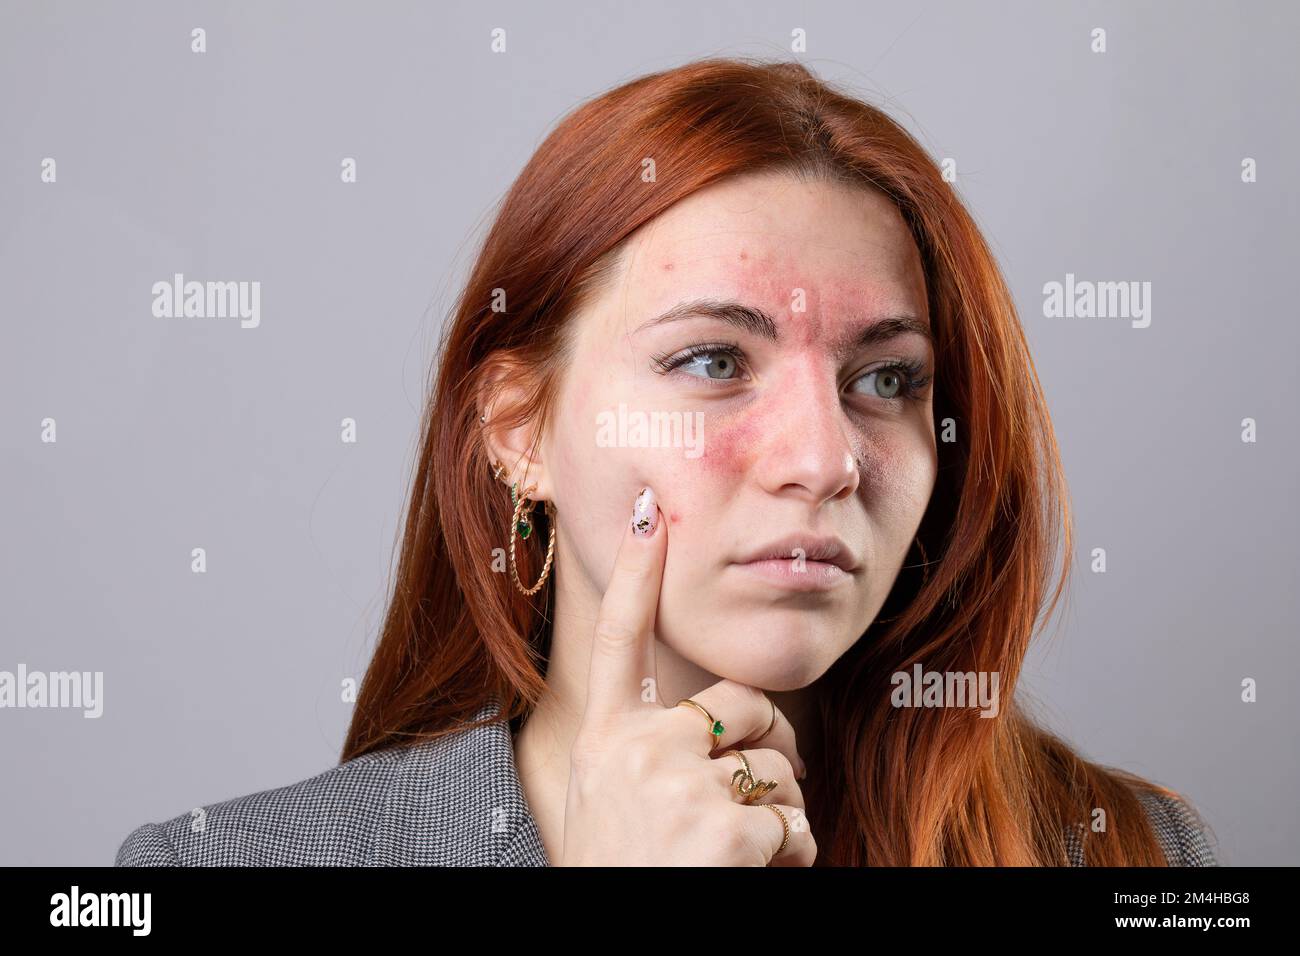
[728, 557, 852, 591]
[727, 533, 860, 592]
[732, 534, 859, 573]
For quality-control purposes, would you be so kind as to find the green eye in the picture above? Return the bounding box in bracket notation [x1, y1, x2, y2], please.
[849, 360, 930, 401]
[869, 369, 903, 398]
[652, 342, 747, 385]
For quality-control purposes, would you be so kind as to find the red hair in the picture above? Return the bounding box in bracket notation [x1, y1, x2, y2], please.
[343, 57, 1200, 865]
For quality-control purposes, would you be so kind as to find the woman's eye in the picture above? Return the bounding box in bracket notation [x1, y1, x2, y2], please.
[676, 349, 741, 380]
[849, 361, 929, 401]
[855, 368, 904, 399]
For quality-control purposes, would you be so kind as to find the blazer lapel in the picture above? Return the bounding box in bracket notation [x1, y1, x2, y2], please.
[373, 693, 549, 866]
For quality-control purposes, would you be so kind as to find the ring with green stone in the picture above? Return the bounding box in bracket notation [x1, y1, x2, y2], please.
[675, 698, 726, 753]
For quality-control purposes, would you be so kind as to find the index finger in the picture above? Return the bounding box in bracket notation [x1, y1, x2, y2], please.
[584, 485, 667, 722]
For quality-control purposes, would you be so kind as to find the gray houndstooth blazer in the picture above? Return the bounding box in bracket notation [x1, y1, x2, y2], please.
[114, 695, 1218, 866]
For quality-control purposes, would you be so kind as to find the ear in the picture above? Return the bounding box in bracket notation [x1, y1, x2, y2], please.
[477, 353, 554, 503]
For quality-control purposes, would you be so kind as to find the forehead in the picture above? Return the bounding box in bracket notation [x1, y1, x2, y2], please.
[593, 171, 928, 341]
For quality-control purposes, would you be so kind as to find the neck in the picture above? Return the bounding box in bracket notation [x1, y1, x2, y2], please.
[511, 558, 824, 864]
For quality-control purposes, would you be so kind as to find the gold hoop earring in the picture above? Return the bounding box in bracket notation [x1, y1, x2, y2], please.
[509, 482, 556, 596]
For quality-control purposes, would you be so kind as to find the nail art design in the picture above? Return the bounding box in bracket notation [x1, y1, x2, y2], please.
[630, 486, 658, 536]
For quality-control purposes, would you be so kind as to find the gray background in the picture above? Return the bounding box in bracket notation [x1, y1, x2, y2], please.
[1, 0, 1295, 865]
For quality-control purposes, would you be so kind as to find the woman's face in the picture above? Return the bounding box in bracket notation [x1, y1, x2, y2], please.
[538, 170, 936, 691]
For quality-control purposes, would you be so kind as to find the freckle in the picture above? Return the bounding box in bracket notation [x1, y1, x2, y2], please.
[739, 251, 748, 261]
[663, 262, 674, 271]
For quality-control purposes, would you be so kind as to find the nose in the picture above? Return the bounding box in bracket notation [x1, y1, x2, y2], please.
[752, 364, 860, 505]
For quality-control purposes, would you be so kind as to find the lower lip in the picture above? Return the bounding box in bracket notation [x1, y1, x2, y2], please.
[729, 558, 853, 591]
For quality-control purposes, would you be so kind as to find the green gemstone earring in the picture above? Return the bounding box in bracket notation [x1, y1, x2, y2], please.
[507, 481, 556, 597]
[510, 482, 532, 539]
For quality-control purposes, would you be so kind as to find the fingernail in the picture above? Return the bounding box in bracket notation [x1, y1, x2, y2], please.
[630, 486, 659, 536]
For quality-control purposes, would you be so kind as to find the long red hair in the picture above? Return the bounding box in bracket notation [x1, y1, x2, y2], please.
[343, 56, 1198, 865]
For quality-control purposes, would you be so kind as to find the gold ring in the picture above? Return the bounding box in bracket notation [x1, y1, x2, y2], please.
[763, 804, 790, 856]
[675, 698, 725, 752]
[753, 695, 778, 743]
[719, 749, 778, 804]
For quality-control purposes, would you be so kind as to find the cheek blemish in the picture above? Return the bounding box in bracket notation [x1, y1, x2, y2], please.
[663, 261, 674, 272]
[700, 415, 757, 480]
[669, 511, 680, 524]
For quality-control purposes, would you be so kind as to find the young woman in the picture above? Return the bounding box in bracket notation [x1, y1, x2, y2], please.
[116, 56, 1217, 867]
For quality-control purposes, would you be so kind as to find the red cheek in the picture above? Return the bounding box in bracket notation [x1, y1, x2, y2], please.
[699, 416, 757, 479]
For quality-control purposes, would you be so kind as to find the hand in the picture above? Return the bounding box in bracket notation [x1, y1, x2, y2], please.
[555, 485, 816, 866]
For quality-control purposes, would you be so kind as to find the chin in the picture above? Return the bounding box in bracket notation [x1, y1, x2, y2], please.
[670, 618, 850, 691]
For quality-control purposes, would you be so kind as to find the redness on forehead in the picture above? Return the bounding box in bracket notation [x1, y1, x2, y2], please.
[740, 258, 841, 349]
[791, 308, 825, 349]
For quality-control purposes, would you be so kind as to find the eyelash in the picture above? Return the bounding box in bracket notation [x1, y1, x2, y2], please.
[650, 341, 932, 401]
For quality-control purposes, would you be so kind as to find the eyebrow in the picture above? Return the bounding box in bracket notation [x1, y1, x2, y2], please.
[633, 297, 933, 357]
